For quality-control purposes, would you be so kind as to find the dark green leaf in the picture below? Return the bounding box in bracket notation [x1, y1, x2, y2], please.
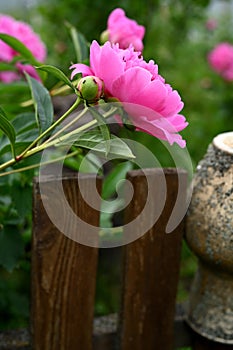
[0, 225, 24, 272]
[26, 74, 54, 134]
[16, 129, 39, 143]
[0, 33, 39, 66]
[0, 107, 16, 158]
[0, 142, 29, 157]
[57, 130, 135, 159]
[12, 113, 37, 134]
[36, 65, 76, 92]
[0, 129, 39, 157]
[11, 183, 32, 217]
[82, 135, 135, 159]
[78, 153, 103, 173]
[13, 153, 41, 172]
[67, 23, 89, 63]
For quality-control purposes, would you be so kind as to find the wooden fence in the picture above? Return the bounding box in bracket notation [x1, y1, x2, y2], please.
[0, 168, 232, 350]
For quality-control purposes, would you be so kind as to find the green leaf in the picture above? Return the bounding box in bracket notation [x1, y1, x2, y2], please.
[13, 153, 41, 172]
[89, 107, 111, 156]
[0, 62, 16, 72]
[67, 23, 89, 63]
[79, 153, 103, 173]
[0, 81, 29, 95]
[0, 33, 39, 66]
[0, 142, 33, 158]
[0, 107, 16, 158]
[36, 65, 76, 93]
[26, 74, 54, 134]
[57, 130, 135, 159]
[64, 152, 102, 174]
[100, 198, 125, 228]
[102, 161, 133, 200]
[11, 183, 32, 217]
[0, 128, 38, 156]
[12, 112, 37, 134]
[0, 225, 25, 272]
[16, 129, 39, 143]
[83, 135, 135, 159]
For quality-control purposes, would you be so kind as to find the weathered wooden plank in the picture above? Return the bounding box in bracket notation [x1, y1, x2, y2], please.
[31, 172, 101, 350]
[0, 306, 195, 350]
[119, 168, 187, 350]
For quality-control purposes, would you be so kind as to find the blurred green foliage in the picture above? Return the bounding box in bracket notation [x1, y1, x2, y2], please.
[1, 0, 233, 330]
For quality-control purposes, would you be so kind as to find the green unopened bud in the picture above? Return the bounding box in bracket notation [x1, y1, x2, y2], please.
[77, 76, 104, 103]
[100, 30, 109, 44]
[106, 97, 120, 103]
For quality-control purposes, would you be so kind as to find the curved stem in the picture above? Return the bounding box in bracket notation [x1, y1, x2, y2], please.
[27, 105, 119, 154]
[0, 105, 119, 172]
[0, 157, 17, 172]
[0, 149, 81, 177]
[17, 96, 81, 160]
[42, 105, 88, 145]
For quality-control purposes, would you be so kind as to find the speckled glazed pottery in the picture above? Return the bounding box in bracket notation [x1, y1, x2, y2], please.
[185, 131, 233, 344]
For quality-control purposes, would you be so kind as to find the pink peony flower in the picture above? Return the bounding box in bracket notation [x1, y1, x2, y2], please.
[205, 19, 217, 31]
[0, 14, 46, 82]
[107, 8, 145, 51]
[208, 42, 233, 81]
[70, 41, 188, 148]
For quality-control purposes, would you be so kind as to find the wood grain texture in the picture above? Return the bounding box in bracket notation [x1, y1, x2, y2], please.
[31, 173, 101, 350]
[119, 168, 187, 350]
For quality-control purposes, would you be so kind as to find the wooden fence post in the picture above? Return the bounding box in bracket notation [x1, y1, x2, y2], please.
[31, 172, 101, 350]
[119, 168, 187, 350]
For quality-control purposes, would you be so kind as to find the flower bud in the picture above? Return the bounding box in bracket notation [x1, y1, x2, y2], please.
[77, 76, 104, 103]
[100, 30, 109, 44]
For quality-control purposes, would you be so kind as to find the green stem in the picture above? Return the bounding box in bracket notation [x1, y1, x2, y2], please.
[22, 106, 118, 157]
[0, 97, 81, 172]
[17, 96, 81, 160]
[0, 105, 119, 172]
[22, 119, 98, 158]
[0, 149, 80, 177]
[0, 157, 17, 172]
[42, 105, 88, 145]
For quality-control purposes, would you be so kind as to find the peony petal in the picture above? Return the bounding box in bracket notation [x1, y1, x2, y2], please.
[157, 88, 184, 117]
[208, 42, 233, 81]
[0, 71, 19, 83]
[166, 114, 188, 132]
[90, 40, 102, 75]
[0, 14, 46, 82]
[136, 78, 169, 113]
[112, 66, 152, 102]
[70, 63, 93, 80]
[132, 114, 186, 148]
[16, 63, 42, 81]
[107, 8, 145, 50]
[0, 14, 46, 63]
[112, 67, 174, 118]
[90, 41, 125, 93]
